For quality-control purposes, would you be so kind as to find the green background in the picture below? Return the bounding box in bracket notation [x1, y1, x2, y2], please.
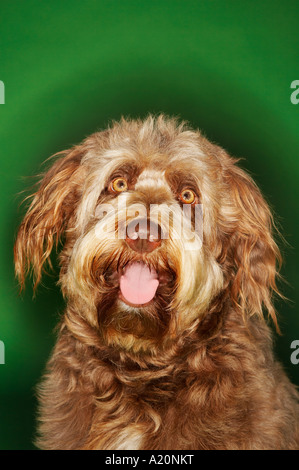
[0, 0, 298, 450]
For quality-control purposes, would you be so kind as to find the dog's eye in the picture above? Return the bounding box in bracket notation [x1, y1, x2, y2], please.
[179, 189, 196, 204]
[110, 177, 128, 193]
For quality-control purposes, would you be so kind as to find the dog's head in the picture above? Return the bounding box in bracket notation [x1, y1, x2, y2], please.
[14, 115, 281, 353]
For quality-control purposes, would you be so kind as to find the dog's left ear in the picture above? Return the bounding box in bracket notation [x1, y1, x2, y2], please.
[219, 162, 282, 330]
[14, 145, 86, 291]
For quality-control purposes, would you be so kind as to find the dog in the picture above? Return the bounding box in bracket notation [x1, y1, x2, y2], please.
[14, 115, 299, 450]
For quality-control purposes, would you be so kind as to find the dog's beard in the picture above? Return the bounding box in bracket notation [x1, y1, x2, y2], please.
[65, 197, 223, 352]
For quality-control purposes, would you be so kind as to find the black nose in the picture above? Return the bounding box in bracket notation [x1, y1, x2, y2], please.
[126, 218, 162, 253]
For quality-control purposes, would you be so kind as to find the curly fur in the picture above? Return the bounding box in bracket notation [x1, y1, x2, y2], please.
[14, 115, 299, 450]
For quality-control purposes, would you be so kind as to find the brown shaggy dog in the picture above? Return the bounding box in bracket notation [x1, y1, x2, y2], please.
[14, 115, 299, 450]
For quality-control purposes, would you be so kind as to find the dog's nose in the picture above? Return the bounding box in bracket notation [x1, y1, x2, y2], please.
[126, 218, 162, 253]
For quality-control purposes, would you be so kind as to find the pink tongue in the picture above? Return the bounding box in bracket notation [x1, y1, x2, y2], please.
[120, 263, 159, 305]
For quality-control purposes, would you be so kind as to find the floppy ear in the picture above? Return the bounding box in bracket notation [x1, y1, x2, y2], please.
[219, 162, 282, 330]
[14, 145, 85, 291]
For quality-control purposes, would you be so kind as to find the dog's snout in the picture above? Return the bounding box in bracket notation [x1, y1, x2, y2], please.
[126, 218, 162, 253]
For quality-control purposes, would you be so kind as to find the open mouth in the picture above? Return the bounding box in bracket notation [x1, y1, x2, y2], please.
[119, 261, 160, 307]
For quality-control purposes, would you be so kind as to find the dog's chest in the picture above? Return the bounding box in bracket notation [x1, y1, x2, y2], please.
[87, 422, 144, 450]
[108, 426, 144, 450]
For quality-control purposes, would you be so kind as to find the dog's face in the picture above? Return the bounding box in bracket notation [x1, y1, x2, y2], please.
[14, 116, 281, 353]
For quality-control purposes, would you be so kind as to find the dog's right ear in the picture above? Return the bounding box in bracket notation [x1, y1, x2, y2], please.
[14, 145, 86, 291]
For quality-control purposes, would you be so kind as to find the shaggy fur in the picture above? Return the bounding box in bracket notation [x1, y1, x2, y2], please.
[14, 115, 299, 450]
